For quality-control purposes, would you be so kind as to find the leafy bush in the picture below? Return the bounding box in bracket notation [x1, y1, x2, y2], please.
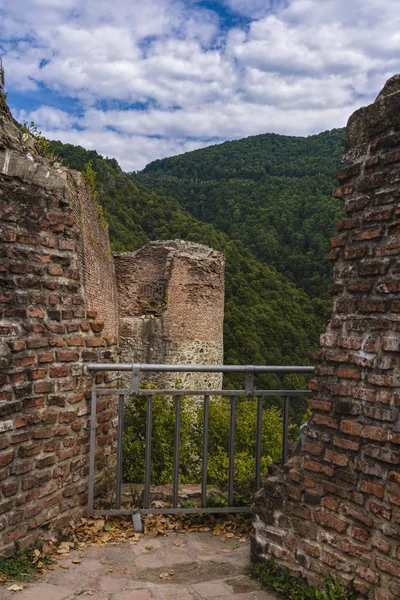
[122, 394, 284, 499]
[252, 559, 357, 600]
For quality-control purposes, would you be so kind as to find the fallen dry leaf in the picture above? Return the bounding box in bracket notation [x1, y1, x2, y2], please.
[7, 585, 24, 592]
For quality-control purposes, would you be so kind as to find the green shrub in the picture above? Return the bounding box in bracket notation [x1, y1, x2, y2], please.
[122, 393, 284, 499]
[251, 559, 357, 600]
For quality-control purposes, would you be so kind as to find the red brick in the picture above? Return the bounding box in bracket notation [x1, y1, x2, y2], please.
[369, 503, 391, 522]
[351, 526, 370, 542]
[333, 436, 360, 451]
[7, 340, 26, 352]
[33, 381, 55, 394]
[333, 184, 354, 198]
[322, 497, 340, 512]
[28, 308, 45, 318]
[85, 338, 106, 347]
[303, 442, 323, 456]
[2, 481, 19, 497]
[38, 352, 54, 363]
[376, 557, 400, 577]
[324, 449, 349, 467]
[49, 365, 70, 378]
[15, 356, 35, 367]
[48, 265, 63, 276]
[304, 460, 334, 477]
[0, 451, 14, 467]
[56, 350, 79, 361]
[29, 368, 47, 381]
[308, 399, 332, 412]
[360, 480, 384, 498]
[337, 366, 361, 379]
[364, 426, 388, 441]
[286, 502, 312, 520]
[314, 511, 348, 533]
[312, 414, 339, 429]
[340, 420, 362, 436]
[66, 337, 85, 347]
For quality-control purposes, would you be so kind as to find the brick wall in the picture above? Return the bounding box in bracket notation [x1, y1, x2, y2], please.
[114, 240, 225, 389]
[251, 76, 400, 599]
[0, 108, 119, 555]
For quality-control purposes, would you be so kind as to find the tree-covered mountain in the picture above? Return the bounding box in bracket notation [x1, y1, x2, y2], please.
[137, 129, 345, 299]
[48, 129, 345, 421]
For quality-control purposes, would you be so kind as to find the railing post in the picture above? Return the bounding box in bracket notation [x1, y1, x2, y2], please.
[144, 395, 152, 509]
[115, 394, 125, 509]
[201, 395, 210, 509]
[282, 395, 289, 466]
[172, 395, 182, 508]
[228, 395, 236, 506]
[255, 396, 263, 493]
[88, 389, 97, 516]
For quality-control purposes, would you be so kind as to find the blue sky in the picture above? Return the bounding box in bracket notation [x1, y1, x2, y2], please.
[2, 0, 400, 171]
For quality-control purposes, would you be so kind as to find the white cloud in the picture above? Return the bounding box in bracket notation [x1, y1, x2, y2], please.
[3, 0, 400, 170]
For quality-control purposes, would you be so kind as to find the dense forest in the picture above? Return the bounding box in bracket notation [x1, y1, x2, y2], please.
[49, 129, 345, 422]
[138, 129, 345, 299]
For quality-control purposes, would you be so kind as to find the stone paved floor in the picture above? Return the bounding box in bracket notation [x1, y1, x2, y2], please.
[0, 532, 277, 600]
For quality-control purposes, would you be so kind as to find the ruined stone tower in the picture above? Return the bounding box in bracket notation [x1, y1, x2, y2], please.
[114, 240, 225, 389]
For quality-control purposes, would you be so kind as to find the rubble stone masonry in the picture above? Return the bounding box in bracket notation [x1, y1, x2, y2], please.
[0, 107, 119, 555]
[251, 76, 400, 599]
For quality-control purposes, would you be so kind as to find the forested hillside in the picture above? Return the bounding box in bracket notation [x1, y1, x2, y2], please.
[138, 129, 345, 299]
[49, 130, 345, 421]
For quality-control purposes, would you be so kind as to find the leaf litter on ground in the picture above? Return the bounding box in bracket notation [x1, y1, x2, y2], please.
[0, 512, 250, 585]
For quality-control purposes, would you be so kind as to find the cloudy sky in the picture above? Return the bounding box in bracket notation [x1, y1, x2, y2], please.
[2, 0, 400, 171]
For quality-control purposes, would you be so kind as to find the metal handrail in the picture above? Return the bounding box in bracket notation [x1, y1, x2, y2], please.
[88, 362, 314, 373]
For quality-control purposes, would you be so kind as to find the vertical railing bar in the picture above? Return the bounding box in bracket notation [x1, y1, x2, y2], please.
[255, 395, 263, 493]
[201, 395, 210, 509]
[172, 395, 181, 508]
[115, 394, 125, 509]
[282, 395, 289, 466]
[228, 395, 236, 506]
[144, 395, 152, 509]
[88, 388, 97, 515]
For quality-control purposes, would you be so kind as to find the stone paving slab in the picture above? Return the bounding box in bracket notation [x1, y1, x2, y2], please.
[0, 532, 278, 600]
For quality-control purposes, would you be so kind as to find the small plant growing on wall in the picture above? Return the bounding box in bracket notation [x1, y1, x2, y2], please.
[0, 58, 9, 113]
[83, 160, 109, 232]
[22, 120, 50, 156]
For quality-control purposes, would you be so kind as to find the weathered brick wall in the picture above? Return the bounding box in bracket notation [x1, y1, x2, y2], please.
[0, 108, 119, 556]
[252, 76, 400, 599]
[114, 240, 225, 389]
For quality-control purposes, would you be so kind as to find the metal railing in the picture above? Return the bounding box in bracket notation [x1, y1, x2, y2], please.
[87, 363, 313, 528]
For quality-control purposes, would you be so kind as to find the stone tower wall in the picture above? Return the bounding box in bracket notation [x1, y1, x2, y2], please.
[251, 79, 400, 599]
[0, 111, 119, 556]
[114, 240, 225, 390]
